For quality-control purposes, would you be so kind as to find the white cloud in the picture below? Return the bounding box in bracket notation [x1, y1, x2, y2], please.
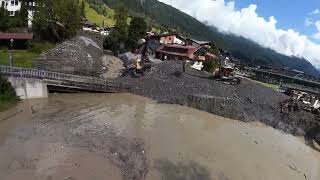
[305, 18, 313, 27]
[310, 9, 320, 15]
[313, 21, 320, 40]
[158, 0, 320, 68]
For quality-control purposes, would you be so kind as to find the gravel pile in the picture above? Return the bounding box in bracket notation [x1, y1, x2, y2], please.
[35, 36, 103, 76]
[101, 55, 124, 79]
[117, 60, 320, 143]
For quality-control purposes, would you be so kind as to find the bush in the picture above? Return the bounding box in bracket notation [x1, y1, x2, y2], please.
[203, 60, 220, 73]
[0, 74, 17, 102]
[29, 42, 56, 54]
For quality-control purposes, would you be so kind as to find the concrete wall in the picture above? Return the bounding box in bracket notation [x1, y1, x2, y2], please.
[8, 77, 48, 99]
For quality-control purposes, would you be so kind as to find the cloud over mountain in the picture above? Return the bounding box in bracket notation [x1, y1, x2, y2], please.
[159, 0, 320, 68]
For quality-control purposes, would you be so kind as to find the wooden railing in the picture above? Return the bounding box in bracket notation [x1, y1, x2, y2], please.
[0, 65, 130, 92]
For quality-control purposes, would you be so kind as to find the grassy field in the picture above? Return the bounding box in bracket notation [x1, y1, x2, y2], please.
[254, 80, 279, 91]
[81, 0, 116, 27]
[0, 42, 55, 68]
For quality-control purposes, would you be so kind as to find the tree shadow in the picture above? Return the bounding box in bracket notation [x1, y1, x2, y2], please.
[154, 159, 229, 180]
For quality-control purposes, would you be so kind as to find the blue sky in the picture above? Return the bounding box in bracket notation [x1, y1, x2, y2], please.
[234, 0, 320, 42]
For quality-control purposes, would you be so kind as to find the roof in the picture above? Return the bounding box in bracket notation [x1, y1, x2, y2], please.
[163, 44, 198, 50]
[187, 38, 210, 45]
[150, 33, 177, 38]
[0, 32, 33, 40]
[157, 44, 201, 57]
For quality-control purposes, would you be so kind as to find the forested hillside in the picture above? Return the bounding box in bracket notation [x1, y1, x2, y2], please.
[102, 0, 319, 76]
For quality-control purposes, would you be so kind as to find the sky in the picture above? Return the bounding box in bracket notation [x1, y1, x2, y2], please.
[158, 0, 320, 68]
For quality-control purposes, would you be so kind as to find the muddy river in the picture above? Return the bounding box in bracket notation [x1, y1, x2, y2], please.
[0, 93, 319, 180]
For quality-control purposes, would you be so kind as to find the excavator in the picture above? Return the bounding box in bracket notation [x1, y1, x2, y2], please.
[131, 38, 152, 78]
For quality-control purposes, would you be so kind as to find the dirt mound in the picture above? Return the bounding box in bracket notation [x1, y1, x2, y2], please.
[35, 36, 103, 76]
[117, 60, 320, 143]
[101, 55, 124, 79]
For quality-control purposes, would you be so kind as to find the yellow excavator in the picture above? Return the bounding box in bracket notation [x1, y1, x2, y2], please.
[131, 38, 152, 78]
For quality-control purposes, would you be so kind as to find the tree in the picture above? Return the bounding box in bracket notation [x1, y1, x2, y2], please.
[126, 17, 147, 50]
[103, 0, 128, 53]
[33, 0, 81, 42]
[0, 74, 17, 102]
[0, 6, 9, 31]
[80, 0, 86, 18]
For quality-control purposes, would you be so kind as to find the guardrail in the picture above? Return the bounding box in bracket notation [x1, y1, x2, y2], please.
[0, 65, 129, 92]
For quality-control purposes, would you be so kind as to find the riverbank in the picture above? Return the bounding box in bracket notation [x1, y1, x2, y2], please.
[116, 60, 320, 144]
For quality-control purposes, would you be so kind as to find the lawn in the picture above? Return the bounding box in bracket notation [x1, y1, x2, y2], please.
[0, 42, 55, 68]
[82, 0, 116, 27]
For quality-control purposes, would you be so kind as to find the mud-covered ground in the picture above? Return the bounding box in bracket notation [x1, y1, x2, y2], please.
[0, 94, 319, 180]
[116, 60, 320, 144]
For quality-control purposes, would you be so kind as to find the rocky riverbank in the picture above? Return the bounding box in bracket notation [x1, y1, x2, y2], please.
[116, 60, 320, 145]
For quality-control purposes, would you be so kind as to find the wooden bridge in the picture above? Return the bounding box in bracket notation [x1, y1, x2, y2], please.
[0, 65, 130, 93]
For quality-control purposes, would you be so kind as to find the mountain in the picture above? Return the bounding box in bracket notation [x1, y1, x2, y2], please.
[102, 0, 320, 77]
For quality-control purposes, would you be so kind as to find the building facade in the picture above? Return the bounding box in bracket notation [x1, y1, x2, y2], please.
[0, 0, 36, 28]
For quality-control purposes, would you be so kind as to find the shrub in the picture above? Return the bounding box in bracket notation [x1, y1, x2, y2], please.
[203, 60, 220, 73]
[0, 74, 17, 101]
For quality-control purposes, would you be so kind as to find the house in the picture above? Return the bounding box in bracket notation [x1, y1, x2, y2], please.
[156, 44, 217, 62]
[147, 33, 185, 58]
[0, 0, 36, 28]
[0, 32, 33, 48]
[149, 33, 185, 45]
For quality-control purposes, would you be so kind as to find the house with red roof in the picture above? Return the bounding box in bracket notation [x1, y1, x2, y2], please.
[156, 44, 217, 61]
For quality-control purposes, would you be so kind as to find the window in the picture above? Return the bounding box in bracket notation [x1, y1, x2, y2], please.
[11, 0, 18, 6]
[9, 11, 15, 16]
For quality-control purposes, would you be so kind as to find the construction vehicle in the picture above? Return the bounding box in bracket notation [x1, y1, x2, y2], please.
[130, 38, 152, 78]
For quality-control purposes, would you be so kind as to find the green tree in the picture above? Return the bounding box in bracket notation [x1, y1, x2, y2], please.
[113, 0, 128, 44]
[0, 74, 17, 102]
[103, 0, 128, 53]
[80, 0, 86, 18]
[0, 6, 9, 31]
[126, 17, 147, 50]
[33, 0, 81, 42]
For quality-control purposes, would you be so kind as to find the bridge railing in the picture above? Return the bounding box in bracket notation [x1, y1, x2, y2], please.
[0, 65, 130, 92]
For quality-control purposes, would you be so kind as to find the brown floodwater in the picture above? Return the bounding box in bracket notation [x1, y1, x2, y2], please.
[0, 93, 319, 180]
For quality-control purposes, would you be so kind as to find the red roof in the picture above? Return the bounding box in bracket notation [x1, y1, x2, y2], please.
[0, 32, 33, 40]
[157, 44, 202, 58]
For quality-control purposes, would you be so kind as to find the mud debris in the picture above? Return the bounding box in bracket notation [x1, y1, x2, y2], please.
[117, 60, 320, 144]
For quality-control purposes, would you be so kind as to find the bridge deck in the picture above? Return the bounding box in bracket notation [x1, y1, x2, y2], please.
[0, 66, 129, 93]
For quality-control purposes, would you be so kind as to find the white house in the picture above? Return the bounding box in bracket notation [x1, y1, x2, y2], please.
[0, 0, 36, 28]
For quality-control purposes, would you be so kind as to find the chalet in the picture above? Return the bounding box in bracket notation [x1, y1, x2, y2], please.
[156, 44, 216, 62]
[150, 33, 185, 45]
[0, 0, 36, 28]
[147, 33, 186, 58]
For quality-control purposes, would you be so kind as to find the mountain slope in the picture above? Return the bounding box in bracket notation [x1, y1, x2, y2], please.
[103, 0, 319, 77]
